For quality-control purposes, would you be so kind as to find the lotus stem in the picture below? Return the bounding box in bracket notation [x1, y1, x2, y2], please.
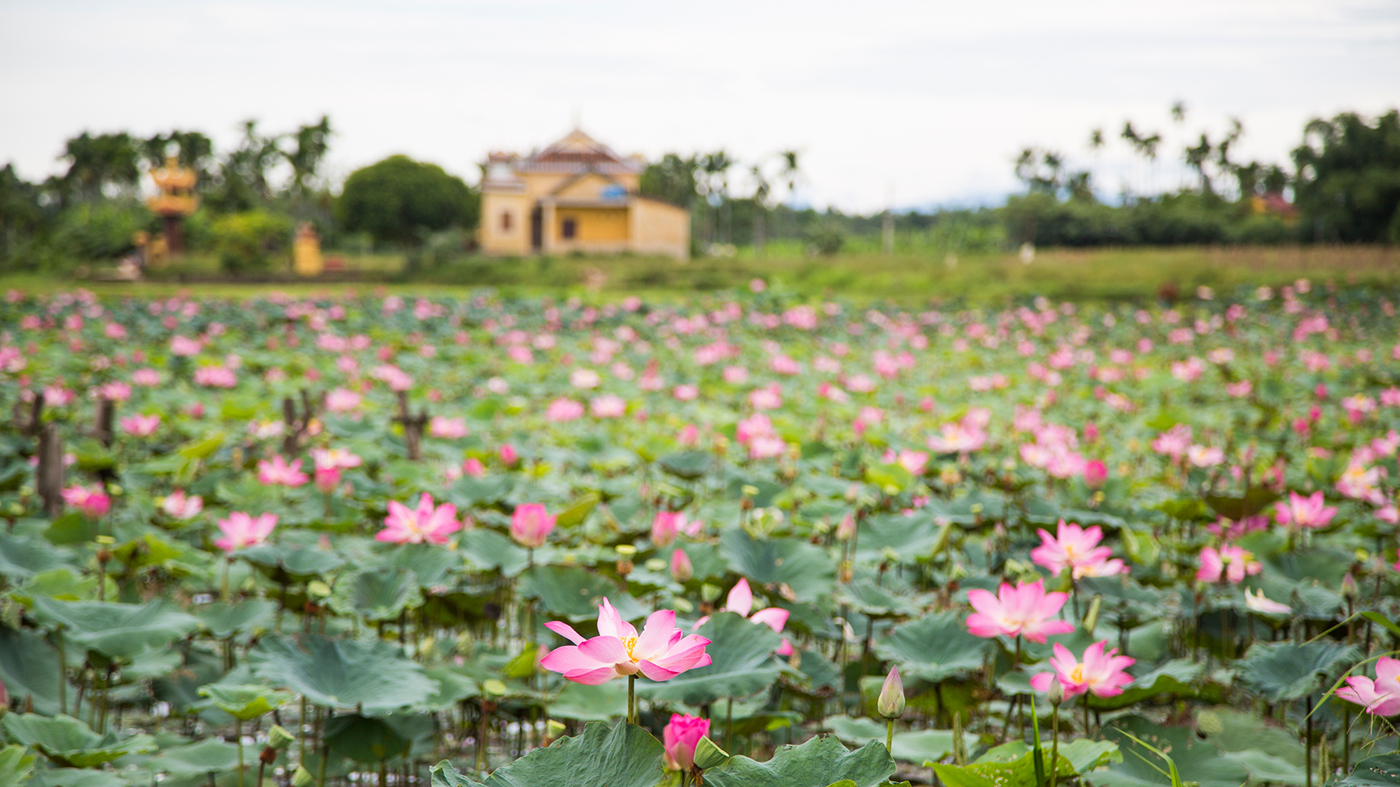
[886, 717, 894, 754]
[236, 719, 245, 787]
[628, 674, 637, 725]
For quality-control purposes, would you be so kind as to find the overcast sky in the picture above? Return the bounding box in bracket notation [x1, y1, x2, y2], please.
[1, 0, 1397, 213]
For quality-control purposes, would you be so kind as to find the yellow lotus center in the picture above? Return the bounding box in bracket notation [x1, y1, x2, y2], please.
[620, 636, 639, 662]
[1063, 544, 1077, 559]
[1070, 663, 1085, 683]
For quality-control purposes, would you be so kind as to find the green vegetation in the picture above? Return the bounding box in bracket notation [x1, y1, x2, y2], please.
[9, 245, 1399, 306]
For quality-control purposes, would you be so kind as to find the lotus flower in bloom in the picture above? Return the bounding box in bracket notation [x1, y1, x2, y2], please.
[429, 416, 469, 439]
[663, 714, 711, 771]
[698, 578, 793, 656]
[546, 398, 585, 422]
[61, 485, 110, 519]
[161, 489, 203, 519]
[325, 388, 362, 414]
[120, 414, 161, 437]
[1196, 544, 1261, 584]
[1274, 491, 1337, 529]
[1031, 520, 1125, 579]
[511, 503, 556, 548]
[1030, 641, 1135, 698]
[257, 456, 309, 487]
[377, 494, 461, 545]
[965, 579, 1075, 643]
[652, 510, 701, 547]
[214, 512, 277, 552]
[1244, 588, 1291, 614]
[540, 599, 712, 684]
[1336, 657, 1400, 716]
[926, 422, 986, 454]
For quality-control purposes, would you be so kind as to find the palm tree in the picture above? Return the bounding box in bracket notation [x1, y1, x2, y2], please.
[1184, 133, 1214, 195]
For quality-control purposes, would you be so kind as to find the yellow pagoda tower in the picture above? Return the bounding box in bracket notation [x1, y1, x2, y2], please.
[146, 156, 199, 255]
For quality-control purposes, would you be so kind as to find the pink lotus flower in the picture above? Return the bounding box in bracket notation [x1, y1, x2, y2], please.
[311, 447, 362, 471]
[1151, 424, 1192, 459]
[546, 398, 585, 422]
[499, 443, 519, 466]
[429, 416, 469, 439]
[670, 548, 693, 582]
[1196, 544, 1261, 584]
[61, 485, 110, 519]
[540, 599, 712, 684]
[1030, 640, 1135, 698]
[193, 365, 237, 388]
[897, 450, 930, 476]
[511, 503, 555, 548]
[325, 388, 362, 414]
[314, 467, 341, 493]
[131, 368, 161, 387]
[1031, 520, 1126, 579]
[1275, 491, 1337, 529]
[377, 493, 461, 545]
[965, 579, 1075, 643]
[1336, 657, 1400, 716]
[214, 512, 277, 552]
[1083, 459, 1108, 489]
[926, 422, 986, 454]
[462, 457, 486, 477]
[161, 489, 203, 519]
[652, 510, 700, 547]
[590, 394, 627, 418]
[1187, 445, 1225, 468]
[169, 335, 203, 356]
[120, 414, 160, 437]
[257, 456, 308, 487]
[663, 713, 711, 771]
[698, 578, 793, 656]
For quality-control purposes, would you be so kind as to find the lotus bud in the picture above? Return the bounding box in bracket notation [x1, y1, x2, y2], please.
[291, 766, 316, 787]
[836, 512, 856, 541]
[877, 666, 905, 720]
[1342, 573, 1359, 601]
[1047, 676, 1065, 707]
[671, 548, 694, 582]
[267, 724, 295, 751]
[0, 676, 8, 717]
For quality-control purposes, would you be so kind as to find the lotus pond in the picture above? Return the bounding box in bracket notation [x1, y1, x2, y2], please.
[1, 282, 1400, 787]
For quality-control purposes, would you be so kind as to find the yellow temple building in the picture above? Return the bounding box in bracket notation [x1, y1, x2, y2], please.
[478, 129, 690, 259]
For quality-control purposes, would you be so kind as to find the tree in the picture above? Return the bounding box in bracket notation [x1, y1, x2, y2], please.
[336, 155, 478, 246]
[58, 131, 141, 203]
[1293, 109, 1400, 243]
[284, 115, 333, 200]
[639, 154, 699, 207]
[209, 120, 284, 212]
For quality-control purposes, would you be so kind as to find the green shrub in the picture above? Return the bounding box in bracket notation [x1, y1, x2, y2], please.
[53, 200, 153, 261]
[210, 210, 292, 274]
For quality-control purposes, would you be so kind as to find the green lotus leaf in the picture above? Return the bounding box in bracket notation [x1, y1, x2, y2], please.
[0, 627, 69, 716]
[719, 529, 835, 601]
[369, 543, 462, 589]
[1235, 640, 1359, 703]
[855, 513, 950, 563]
[1334, 753, 1400, 787]
[703, 736, 895, 787]
[156, 737, 245, 776]
[0, 743, 36, 787]
[1096, 715, 1248, 787]
[29, 597, 201, 661]
[825, 715, 956, 764]
[659, 450, 712, 480]
[430, 721, 662, 787]
[249, 635, 437, 713]
[1089, 658, 1203, 710]
[457, 529, 529, 577]
[9, 568, 116, 605]
[873, 612, 991, 683]
[0, 713, 156, 768]
[330, 566, 424, 622]
[1196, 708, 1307, 785]
[517, 565, 646, 622]
[195, 600, 277, 639]
[834, 579, 926, 618]
[639, 611, 782, 706]
[934, 750, 1077, 787]
[197, 683, 294, 720]
[972, 739, 1121, 773]
[325, 714, 411, 764]
[549, 681, 628, 722]
[0, 532, 71, 580]
[240, 543, 346, 584]
[25, 769, 128, 787]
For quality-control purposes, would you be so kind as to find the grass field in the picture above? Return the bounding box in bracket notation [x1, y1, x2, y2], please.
[13, 244, 1400, 303]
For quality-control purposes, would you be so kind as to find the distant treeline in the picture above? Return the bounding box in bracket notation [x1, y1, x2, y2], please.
[0, 107, 1395, 274]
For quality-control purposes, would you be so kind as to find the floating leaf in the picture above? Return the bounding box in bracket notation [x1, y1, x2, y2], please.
[517, 565, 646, 622]
[330, 567, 424, 622]
[30, 597, 201, 661]
[197, 683, 294, 720]
[826, 715, 956, 764]
[873, 612, 990, 683]
[0, 713, 156, 768]
[430, 721, 662, 787]
[1235, 640, 1359, 703]
[249, 635, 437, 713]
[703, 735, 895, 787]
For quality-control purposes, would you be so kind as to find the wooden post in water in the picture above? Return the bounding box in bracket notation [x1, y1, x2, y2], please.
[394, 391, 428, 461]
